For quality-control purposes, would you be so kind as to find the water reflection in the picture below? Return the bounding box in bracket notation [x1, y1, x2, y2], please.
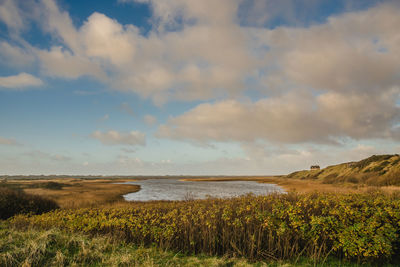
[123, 179, 284, 201]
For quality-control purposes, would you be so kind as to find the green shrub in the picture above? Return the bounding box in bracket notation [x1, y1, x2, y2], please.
[0, 188, 59, 220]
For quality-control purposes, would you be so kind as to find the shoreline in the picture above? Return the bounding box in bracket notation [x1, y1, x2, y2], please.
[5, 176, 400, 209]
[180, 176, 400, 194]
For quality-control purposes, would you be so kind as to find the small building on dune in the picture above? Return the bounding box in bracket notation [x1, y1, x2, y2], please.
[310, 165, 320, 170]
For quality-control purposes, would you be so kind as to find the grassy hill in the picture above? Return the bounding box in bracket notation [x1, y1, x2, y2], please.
[287, 154, 400, 186]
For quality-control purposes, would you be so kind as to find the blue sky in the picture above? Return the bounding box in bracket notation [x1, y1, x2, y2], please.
[0, 0, 399, 175]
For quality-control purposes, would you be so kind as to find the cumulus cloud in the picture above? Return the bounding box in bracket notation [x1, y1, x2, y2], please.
[29, 0, 400, 107]
[154, 2, 400, 145]
[0, 0, 42, 33]
[91, 130, 146, 146]
[0, 73, 43, 89]
[0, 0, 24, 31]
[257, 3, 400, 94]
[36, 46, 104, 79]
[21, 0, 256, 103]
[3, 0, 400, 102]
[0, 42, 35, 68]
[158, 90, 400, 144]
[80, 12, 138, 65]
[1, 0, 400, 150]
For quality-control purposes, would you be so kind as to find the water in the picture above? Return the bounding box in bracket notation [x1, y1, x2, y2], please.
[122, 179, 284, 201]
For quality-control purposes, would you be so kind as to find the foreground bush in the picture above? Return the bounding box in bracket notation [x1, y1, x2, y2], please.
[11, 193, 400, 264]
[0, 188, 59, 219]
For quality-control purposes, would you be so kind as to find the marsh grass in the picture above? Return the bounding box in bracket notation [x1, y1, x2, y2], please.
[1, 222, 393, 267]
[3, 179, 140, 208]
[0, 222, 268, 267]
[10, 192, 400, 265]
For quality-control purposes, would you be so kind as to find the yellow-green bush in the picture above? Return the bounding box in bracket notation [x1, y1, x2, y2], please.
[10, 193, 400, 263]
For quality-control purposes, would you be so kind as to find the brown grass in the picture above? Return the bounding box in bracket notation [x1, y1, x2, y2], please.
[6, 179, 140, 209]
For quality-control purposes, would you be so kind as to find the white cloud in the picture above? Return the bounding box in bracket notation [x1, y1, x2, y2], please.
[36, 46, 104, 79]
[1, 0, 400, 154]
[0, 73, 43, 89]
[0, 42, 35, 67]
[3, 0, 400, 105]
[0, 0, 42, 33]
[40, 0, 81, 53]
[31, 0, 400, 107]
[26, 0, 256, 103]
[158, 90, 400, 144]
[0, 0, 24, 31]
[91, 130, 146, 146]
[80, 12, 138, 65]
[257, 3, 400, 95]
[154, 2, 400, 145]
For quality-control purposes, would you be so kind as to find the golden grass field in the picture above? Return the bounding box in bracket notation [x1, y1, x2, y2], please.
[5, 178, 140, 208]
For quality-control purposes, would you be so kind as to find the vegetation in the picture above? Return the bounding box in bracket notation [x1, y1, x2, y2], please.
[0, 188, 59, 220]
[9, 192, 400, 265]
[287, 154, 400, 186]
[3, 222, 386, 267]
[29, 181, 66, 190]
[1, 178, 140, 208]
[0, 222, 263, 267]
[2, 162, 400, 266]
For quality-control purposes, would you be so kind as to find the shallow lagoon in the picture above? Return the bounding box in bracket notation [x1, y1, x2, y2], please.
[123, 179, 284, 201]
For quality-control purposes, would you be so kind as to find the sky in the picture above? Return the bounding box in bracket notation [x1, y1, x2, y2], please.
[0, 0, 399, 175]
